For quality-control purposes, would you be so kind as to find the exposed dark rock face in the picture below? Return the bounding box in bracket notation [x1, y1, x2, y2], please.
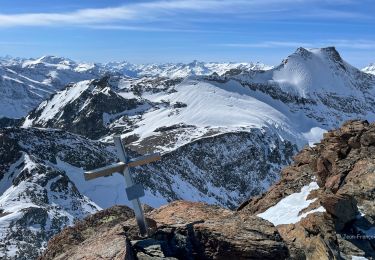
[24, 76, 144, 139]
[132, 129, 297, 209]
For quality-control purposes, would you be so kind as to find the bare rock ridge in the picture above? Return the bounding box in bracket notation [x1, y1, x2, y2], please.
[40, 120, 375, 259]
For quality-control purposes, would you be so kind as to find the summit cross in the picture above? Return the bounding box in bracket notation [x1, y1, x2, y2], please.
[84, 136, 161, 237]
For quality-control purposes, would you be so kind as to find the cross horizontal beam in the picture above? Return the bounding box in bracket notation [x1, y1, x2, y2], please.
[84, 162, 126, 181]
[127, 152, 161, 167]
[84, 153, 161, 181]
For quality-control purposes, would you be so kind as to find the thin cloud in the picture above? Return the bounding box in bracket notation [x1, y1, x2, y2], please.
[0, 0, 369, 28]
[221, 41, 313, 48]
[87, 25, 212, 33]
[218, 40, 375, 49]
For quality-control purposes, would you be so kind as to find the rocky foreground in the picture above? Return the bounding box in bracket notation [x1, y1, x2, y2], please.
[40, 120, 375, 259]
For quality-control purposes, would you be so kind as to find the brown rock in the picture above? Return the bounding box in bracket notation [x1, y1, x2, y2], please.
[39, 205, 136, 260]
[360, 129, 375, 146]
[316, 156, 332, 186]
[150, 200, 233, 224]
[239, 120, 375, 259]
[293, 148, 315, 166]
[321, 193, 358, 231]
[324, 174, 344, 192]
[277, 212, 340, 260]
[340, 120, 368, 135]
[338, 159, 375, 218]
[149, 201, 289, 259]
[42, 201, 289, 260]
[348, 134, 361, 149]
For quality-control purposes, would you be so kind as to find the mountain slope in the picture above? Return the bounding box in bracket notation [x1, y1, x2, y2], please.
[0, 128, 117, 259]
[0, 126, 296, 258]
[23, 76, 146, 139]
[243, 47, 374, 97]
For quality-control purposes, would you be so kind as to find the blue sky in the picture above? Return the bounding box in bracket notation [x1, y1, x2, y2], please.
[0, 0, 374, 67]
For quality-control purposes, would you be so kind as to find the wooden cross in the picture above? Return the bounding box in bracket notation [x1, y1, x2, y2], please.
[84, 136, 161, 237]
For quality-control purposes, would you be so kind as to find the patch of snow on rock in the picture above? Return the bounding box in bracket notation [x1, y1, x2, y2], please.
[257, 182, 325, 225]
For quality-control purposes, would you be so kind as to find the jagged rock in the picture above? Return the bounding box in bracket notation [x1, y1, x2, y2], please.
[277, 212, 340, 260]
[321, 194, 358, 231]
[39, 206, 135, 260]
[239, 120, 375, 259]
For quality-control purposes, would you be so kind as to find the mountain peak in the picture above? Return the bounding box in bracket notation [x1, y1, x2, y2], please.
[258, 46, 374, 98]
[38, 55, 75, 65]
[310, 46, 343, 63]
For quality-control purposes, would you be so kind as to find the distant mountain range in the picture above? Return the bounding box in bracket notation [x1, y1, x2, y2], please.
[0, 56, 271, 118]
[1, 47, 375, 258]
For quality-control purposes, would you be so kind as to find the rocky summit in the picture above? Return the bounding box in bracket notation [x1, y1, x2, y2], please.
[40, 201, 288, 260]
[40, 120, 375, 259]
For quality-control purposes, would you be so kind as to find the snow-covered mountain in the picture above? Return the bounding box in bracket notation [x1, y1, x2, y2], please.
[363, 63, 375, 75]
[0, 56, 270, 119]
[1, 47, 375, 258]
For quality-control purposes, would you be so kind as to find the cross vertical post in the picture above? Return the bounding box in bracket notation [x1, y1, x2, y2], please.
[113, 136, 148, 237]
[84, 136, 161, 237]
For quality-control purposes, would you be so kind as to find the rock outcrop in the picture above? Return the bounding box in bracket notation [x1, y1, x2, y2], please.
[40, 201, 289, 260]
[240, 120, 375, 259]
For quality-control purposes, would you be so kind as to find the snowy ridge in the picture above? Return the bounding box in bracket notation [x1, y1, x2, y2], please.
[24, 80, 92, 125]
[104, 60, 272, 78]
[362, 63, 375, 75]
